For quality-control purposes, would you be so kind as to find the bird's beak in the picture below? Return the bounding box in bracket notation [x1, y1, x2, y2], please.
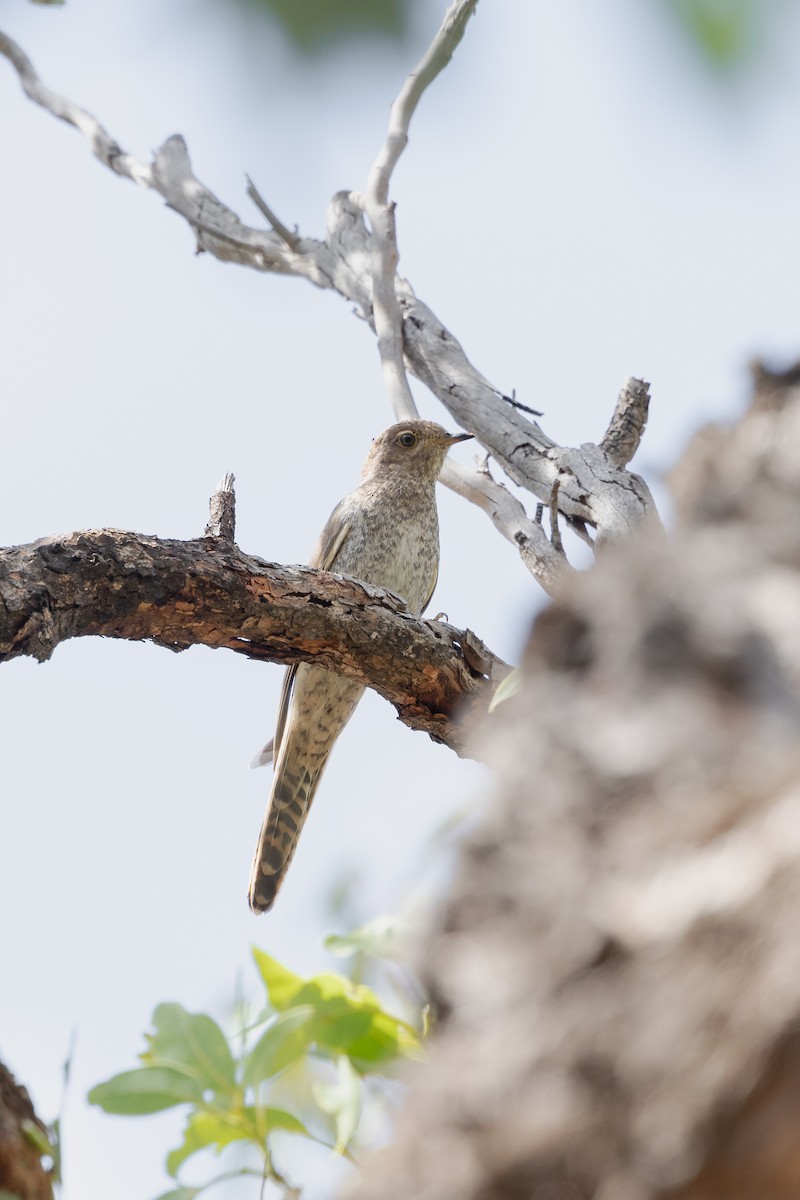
[444, 431, 473, 445]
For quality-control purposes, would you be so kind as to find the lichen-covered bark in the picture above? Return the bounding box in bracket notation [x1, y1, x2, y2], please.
[345, 362, 800, 1200]
[0, 530, 503, 756]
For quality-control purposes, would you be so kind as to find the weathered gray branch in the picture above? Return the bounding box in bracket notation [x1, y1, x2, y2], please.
[0, 529, 505, 757]
[364, 0, 479, 418]
[601, 375, 651, 467]
[0, 23, 659, 596]
[204, 471, 236, 541]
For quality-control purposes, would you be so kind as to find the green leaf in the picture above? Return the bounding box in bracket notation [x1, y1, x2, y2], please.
[88, 1066, 202, 1114]
[248, 0, 410, 55]
[244, 1006, 316, 1084]
[166, 1110, 253, 1177]
[153, 1189, 199, 1200]
[167, 1105, 309, 1177]
[296, 973, 421, 1067]
[336, 1008, 422, 1069]
[293, 972, 348, 1003]
[250, 955, 421, 1074]
[49, 1115, 63, 1185]
[249, 1105, 308, 1138]
[662, 0, 753, 67]
[488, 668, 522, 713]
[20, 1118, 53, 1157]
[311, 1005, 373, 1050]
[324, 916, 410, 961]
[252, 948, 305, 1011]
[143, 1004, 237, 1097]
[313, 1057, 361, 1155]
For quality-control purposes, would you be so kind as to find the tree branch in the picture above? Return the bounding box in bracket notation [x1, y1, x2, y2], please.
[245, 175, 299, 251]
[600, 375, 652, 467]
[0, 18, 659, 596]
[364, 0, 480, 419]
[0, 529, 506, 758]
[441, 458, 572, 596]
[204, 471, 236, 541]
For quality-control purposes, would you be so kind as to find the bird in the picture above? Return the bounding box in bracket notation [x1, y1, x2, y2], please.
[248, 419, 472, 913]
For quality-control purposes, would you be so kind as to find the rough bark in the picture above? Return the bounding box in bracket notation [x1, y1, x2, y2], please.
[0, 1062, 53, 1200]
[0, 529, 505, 757]
[345, 361, 800, 1200]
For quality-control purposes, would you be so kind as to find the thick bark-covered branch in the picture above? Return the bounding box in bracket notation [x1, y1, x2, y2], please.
[0, 530, 504, 757]
[347, 362, 800, 1200]
[0, 24, 659, 596]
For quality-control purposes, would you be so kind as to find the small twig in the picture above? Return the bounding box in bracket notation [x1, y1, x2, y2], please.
[50, 1027, 78, 1185]
[364, 0, 480, 420]
[266, 1149, 302, 1200]
[205, 472, 236, 541]
[476, 452, 493, 478]
[0, 35, 299, 276]
[245, 175, 299, 250]
[502, 388, 543, 417]
[191, 1167, 276, 1198]
[601, 376, 651, 468]
[549, 478, 564, 555]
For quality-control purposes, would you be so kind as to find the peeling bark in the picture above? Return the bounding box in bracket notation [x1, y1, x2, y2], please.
[0, 529, 505, 757]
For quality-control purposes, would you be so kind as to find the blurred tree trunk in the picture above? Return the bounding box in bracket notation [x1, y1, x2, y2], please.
[0, 1063, 52, 1200]
[347, 362, 800, 1200]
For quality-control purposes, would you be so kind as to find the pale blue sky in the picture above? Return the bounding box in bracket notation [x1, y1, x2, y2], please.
[2, 1, 800, 1197]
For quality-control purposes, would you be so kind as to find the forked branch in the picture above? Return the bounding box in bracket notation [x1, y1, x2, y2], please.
[0, 13, 659, 596]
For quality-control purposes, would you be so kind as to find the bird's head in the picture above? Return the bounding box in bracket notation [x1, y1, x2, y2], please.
[363, 420, 472, 484]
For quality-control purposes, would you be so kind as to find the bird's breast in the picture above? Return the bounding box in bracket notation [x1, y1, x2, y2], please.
[333, 490, 439, 616]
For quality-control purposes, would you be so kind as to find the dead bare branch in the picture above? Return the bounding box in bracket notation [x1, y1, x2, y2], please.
[0, 23, 660, 595]
[364, 0, 480, 419]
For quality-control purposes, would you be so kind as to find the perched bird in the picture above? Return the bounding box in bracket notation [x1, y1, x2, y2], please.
[248, 419, 472, 913]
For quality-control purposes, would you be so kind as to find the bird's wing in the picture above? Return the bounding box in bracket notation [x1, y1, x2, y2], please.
[420, 563, 439, 616]
[309, 496, 352, 570]
[249, 664, 295, 767]
[250, 497, 352, 770]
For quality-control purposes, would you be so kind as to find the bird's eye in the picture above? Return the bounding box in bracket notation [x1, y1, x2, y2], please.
[398, 431, 417, 448]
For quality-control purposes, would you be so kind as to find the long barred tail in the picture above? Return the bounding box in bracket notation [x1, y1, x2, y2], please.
[248, 759, 321, 913]
[248, 665, 364, 914]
